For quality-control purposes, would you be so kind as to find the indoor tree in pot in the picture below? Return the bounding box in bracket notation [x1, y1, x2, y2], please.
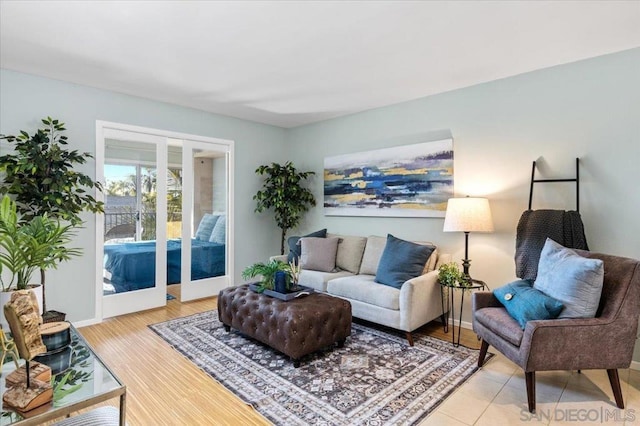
[0, 117, 103, 321]
[0, 196, 80, 329]
[253, 162, 316, 255]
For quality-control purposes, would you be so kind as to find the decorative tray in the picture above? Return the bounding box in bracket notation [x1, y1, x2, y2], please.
[249, 283, 315, 301]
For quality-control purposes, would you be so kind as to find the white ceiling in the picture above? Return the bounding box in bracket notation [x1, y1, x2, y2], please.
[1, 1, 639, 128]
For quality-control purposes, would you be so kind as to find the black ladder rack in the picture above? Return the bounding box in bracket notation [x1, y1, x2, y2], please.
[528, 158, 580, 212]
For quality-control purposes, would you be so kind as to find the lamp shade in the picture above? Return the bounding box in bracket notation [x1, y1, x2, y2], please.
[443, 197, 494, 233]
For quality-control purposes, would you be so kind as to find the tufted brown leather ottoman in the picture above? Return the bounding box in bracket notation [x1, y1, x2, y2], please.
[217, 284, 352, 367]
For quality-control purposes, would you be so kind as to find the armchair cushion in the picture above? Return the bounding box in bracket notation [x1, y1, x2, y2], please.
[533, 238, 604, 318]
[494, 279, 564, 329]
[375, 234, 435, 289]
[475, 307, 524, 346]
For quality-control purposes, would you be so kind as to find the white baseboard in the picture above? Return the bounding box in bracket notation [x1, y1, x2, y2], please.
[72, 317, 101, 328]
[444, 316, 473, 330]
[631, 361, 639, 371]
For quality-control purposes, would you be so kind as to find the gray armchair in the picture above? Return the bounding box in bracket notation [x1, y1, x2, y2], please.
[473, 251, 640, 412]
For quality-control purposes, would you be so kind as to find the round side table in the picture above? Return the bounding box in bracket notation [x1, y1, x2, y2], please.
[439, 279, 487, 347]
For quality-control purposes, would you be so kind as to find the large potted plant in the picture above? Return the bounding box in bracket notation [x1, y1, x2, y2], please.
[253, 162, 316, 255]
[0, 117, 103, 320]
[0, 196, 79, 329]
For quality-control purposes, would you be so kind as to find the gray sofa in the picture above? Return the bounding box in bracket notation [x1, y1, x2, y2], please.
[273, 234, 451, 345]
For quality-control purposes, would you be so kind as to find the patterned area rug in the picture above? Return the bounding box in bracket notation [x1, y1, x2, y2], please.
[150, 310, 487, 426]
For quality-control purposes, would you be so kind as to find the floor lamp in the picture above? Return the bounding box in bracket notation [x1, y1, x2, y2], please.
[443, 197, 494, 280]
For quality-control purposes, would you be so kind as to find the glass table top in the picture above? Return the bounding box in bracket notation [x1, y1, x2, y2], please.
[1, 325, 125, 425]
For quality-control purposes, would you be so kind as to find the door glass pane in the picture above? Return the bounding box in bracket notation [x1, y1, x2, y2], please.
[167, 144, 183, 286]
[103, 139, 158, 295]
[191, 148, 226, 281]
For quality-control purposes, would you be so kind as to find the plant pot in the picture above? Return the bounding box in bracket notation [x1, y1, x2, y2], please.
[0, 284, 43, 331]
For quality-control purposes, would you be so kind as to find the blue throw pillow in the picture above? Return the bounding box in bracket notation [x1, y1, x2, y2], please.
[195, 214, 219, 241]
[494, 279, 564, 329]
[375, 234, 435, 289]
[287, 229, 327, 263]
[209, 215, 226, 244]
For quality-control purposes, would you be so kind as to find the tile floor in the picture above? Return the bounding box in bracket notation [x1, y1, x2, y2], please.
[420, 353, 640, 425]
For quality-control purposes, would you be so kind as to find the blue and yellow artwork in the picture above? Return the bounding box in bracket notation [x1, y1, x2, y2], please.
[324, 139, 453, 217]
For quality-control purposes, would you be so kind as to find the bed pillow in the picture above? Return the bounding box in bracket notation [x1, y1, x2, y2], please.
[287, 229, 327, 263]
[375, 234, 435, 289]
[209, 215, 226, 244]
[533, 238, 604, 318]
[195, 214, 219, 241]
[299, 237, 339, 272]
[494, 279, 564, 329]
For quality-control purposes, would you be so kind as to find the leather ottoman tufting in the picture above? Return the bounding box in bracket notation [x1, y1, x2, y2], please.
[217, 284, 352, 367]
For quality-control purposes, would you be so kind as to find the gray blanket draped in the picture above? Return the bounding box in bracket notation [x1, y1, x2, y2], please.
[515, 209, 589, 281]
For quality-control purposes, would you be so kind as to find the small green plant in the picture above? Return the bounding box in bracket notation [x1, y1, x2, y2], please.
[242, 259, 291, 292]
[437, 262, 470, 288]
[0, 196, 80, 292]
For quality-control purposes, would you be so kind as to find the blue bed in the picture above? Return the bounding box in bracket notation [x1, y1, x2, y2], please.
[104, 239, 225, 293]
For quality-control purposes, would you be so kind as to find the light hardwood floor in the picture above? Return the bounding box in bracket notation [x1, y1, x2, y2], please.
[78, 285, 481, 425]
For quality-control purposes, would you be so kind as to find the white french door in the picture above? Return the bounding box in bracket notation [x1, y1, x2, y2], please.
[98, 127, 168, 318]
[96, 121, 233, 320]
[181, 140, 233, 301]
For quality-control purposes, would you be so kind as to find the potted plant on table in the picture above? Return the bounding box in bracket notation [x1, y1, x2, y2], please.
[437, 262, 471, 288]
[0, 196, 80, 329]
[0, 117, 103, 321]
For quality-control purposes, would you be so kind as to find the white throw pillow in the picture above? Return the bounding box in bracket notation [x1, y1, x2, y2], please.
[533, 238, 604, 318]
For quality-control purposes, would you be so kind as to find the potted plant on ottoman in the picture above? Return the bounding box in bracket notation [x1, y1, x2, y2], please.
[242, 259, 292, 293]
[0, 196, 79, 329]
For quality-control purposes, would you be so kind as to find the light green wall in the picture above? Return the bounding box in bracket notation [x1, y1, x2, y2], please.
[0, 69, 286, 322]
[287, 48, 640, 361]
[2, 48, 639, 362]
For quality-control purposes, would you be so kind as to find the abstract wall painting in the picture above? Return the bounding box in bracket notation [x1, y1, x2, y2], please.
[324, 139, 453, 217]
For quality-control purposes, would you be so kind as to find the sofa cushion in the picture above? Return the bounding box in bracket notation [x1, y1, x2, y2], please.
[287, 229, 327, 263]
[494, 279, 564, 329]
[327, 275, 400, 310]
[423, 247, 439, 273]
[475, 307, 524, 347]
[328, 233, 367, 274]
[359, 236, 387, 275]
[300, 237, 340, 272]
[195, 213, 219, 241]
[299, 270, 353, 292]
[533, 238, 604, 318]
[375, 234, 435, 289]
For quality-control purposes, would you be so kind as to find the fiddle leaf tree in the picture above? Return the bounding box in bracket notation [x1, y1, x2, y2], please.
[253, 162, 316, 255]
[0, 117, 104, 226]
